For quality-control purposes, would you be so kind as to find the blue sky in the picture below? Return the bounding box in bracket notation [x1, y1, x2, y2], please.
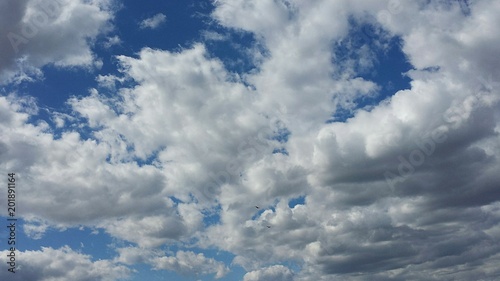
[1, 0, 500, 281]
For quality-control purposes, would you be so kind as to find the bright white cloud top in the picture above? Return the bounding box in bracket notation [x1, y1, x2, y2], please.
[1, 0, 500, 280]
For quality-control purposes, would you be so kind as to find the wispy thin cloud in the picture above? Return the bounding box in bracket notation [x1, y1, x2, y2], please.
[139, 13, 167, 29]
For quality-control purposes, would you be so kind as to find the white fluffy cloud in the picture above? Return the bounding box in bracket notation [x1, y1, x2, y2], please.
[0, 0, 115, 83]
[0, 246, 131, 281]
[2, 0, 500, 280]
[151, 250, 229, 279]
[244, 265, 295, 281]
[69, 44, 285, 208]
[0, 93, 198, 250]
[207, 0, 500, 280]
[114, 246, 229, 278]
[213, 0, 388, 130]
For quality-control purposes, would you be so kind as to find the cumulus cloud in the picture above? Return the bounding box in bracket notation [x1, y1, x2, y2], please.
[0, 246, 131, 281]
[115, 247, 229, 279]
[0, 93, 197, 249]
[139, 13, 166, 29]
[243, 265, 295, 281]
[103, 35, 122, 48]
[68, 44, 283, 207]
[103, 214, 188, 248]
[0, 0, 116, 83]
[114, 247, 229, 278]
[206, 0, 500, 279]
[151, 250, 229, 279]
[2, 0, 500, 280]
[115, 246, 158, 265]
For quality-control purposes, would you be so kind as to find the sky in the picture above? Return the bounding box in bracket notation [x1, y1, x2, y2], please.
[0, 0, 500, 280]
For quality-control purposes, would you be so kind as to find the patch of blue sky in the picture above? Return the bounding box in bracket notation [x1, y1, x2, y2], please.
[202, 205, 222, 227]
[252, 208, 266, 220]
[203, 28, 265, 76]
[278, 260, 302, 276]
[0, 65, 96, 141]
[330, 19, 412, 122]
[133, 146, 165, 167]
[114, 0, 214, 55]
[5, 217, 115, 261]
[19, 65, 97, 110]
[272, 126, 291, 143]
[261, 119, 291, 155]
[288, 195, 306, 208]
[272, 147, 289, 155]
[271, 125, 291, 155]
[168, 196, 184, 205]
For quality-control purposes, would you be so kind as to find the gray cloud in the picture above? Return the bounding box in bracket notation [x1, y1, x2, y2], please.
[244, 265, 295, 281]
[0, 0, 115, 83]
[1, 0, 500, 280]
[0, 247, 131, 281]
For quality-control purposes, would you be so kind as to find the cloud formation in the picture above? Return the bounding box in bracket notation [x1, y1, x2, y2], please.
[152, 250, 229, 279]
[114, 247, 229, 279]
[0, 247, 131, 281]
[0, 0, 115, 83]
[243, 265, 294, 281]
[139, 13, 166, 29]
[1, 0, 500, 280]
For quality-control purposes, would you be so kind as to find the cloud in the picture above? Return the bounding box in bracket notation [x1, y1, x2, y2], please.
[212, 0, 381, 132]
[115, 246, 161, 265]
[0, 0, 116, 84]
[243, 265, 295, 281]
[114, 247, 229, 278]
[205, 0, 500, 279]
[69, 44, 283, 206]
[0, 93, 198, 248]
[139, 13, 166, 29]
[151, 250, 229, 279]
[22, 217, 53, 239]
[103, 35, 122, 48]
[0, 246, 131, 281]
[104, 214, 189, 248]
[2, 0, 500, 280]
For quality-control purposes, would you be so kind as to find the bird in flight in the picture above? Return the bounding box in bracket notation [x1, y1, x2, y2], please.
[266, 225, 271, 228]
[255, 206, 259, 209]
